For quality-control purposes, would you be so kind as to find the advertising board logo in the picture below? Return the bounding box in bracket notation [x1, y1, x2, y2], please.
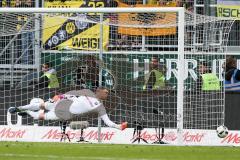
[41, 129, 115, 141]
[218, 7, 240, 18]
[48, 40, 52, 47]
[163, 131, 177, 141]
[58, 30, 66, 40]
[75, 14, 88, 30]
[183, 132, 205, 142]
[0, 128, 26, 139]
[51, 35, 59, 45]
[66, 22, 76, 34]
[221, 132, 240, 144]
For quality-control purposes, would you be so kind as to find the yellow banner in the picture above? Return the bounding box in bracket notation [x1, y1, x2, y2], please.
[58, 19, 109, 51]
[116, 1, 177, 36]
[217, 5, 240, 19]
[43, 0, 109, 51]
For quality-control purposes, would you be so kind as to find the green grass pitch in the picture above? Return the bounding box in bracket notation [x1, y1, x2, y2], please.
[0, 142, 240, 160]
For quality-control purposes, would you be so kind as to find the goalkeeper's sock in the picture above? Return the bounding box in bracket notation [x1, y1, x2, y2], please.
[26, 110, 40, 119]
[18, 112, 28, 117]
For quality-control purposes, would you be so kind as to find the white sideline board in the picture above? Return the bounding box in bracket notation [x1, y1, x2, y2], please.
[0, 126, 239, 146]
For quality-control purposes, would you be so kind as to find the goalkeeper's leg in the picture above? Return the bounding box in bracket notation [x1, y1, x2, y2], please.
[18, 104, 41, 111]
[9, 98, 45, 113]
[22, 110, 59, 120]
[9, 104, 40, 113]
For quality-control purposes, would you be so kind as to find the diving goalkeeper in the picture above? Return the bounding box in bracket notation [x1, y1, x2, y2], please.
[8, 87, 127, 130]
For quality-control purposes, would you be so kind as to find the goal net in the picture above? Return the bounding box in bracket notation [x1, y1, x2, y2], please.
[0, 7, 234, 144]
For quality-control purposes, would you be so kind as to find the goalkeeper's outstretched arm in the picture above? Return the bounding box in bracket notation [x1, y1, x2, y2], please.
[100, 114, 127, 130]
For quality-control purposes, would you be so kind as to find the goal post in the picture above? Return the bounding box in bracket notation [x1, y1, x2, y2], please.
[177, 8, 185, 145]
[0, 7, 234, 145]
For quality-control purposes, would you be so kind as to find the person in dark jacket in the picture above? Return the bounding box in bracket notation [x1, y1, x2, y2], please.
[224, 56, 240, 92]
